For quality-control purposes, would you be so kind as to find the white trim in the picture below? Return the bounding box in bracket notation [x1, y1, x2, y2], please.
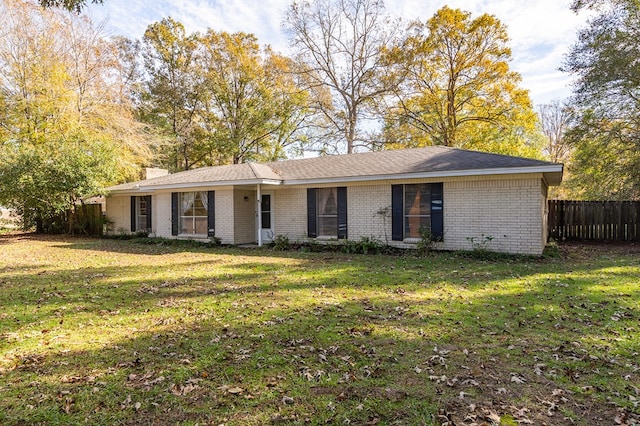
[281, 166, 563, 186]
[257, 184, 262, 247]
[144, 179, 282, 190]
[109, 179, 282, 194]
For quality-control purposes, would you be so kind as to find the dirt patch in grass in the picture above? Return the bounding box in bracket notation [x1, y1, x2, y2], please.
[560, 240, 640, 256]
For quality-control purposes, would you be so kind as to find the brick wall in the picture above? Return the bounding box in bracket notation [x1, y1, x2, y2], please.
[272, 187, 307, 240]
[214, 189, 234, 244]
[105, 195, 130, 234]
[271, 175, 547, 255]
[106, 173, 549, 254]
[154, 193, 172, 238]
[443, 177, 545, 254]
[233, 189, 256, 244]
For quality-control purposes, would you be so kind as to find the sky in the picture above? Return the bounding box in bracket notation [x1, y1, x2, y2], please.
[87, 0, 592, 106]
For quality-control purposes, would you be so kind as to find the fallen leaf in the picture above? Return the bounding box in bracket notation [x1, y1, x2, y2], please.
[227, 386, 244, 394]
[282, 395, 294, 405]
[510, 374, 526, 384]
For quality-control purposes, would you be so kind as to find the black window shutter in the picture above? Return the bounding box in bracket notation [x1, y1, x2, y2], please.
[130, 196, 136, 232]
[391, 185, 403, 241]
[145, 195, 152, 231]
[430, 183, 444, 241]
[307, 188, 317, 238]
[337, 187, 347, 239]
[171, 192, 179, 236]
[207, 191, 215, 237]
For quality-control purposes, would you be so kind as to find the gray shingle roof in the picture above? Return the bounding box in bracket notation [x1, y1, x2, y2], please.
[108, 146, 562, 192]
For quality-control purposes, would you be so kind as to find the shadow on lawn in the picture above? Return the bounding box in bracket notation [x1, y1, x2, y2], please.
[2, 277, 637, 425]
[1, 235, 639, 424]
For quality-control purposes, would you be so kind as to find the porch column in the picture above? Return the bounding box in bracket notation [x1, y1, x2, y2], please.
[257, 184, 262, 247]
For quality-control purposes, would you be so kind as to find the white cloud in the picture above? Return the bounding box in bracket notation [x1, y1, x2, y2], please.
[86, 0, 591, 105]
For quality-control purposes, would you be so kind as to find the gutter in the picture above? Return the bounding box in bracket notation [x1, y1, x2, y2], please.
[281, 165, 564, 186]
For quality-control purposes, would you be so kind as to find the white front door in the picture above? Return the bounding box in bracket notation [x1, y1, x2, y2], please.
[260, 193, 274, 243]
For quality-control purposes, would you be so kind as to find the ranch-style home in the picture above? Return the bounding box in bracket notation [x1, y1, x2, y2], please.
[105, 146, 563, 255]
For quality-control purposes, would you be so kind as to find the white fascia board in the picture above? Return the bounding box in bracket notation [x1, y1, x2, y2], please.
[282, 165, 563, 186]
[126, 178, 282, 192]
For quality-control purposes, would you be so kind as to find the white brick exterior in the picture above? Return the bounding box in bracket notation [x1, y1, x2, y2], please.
[105, 173, 550, 255]
[443, 176, 545, 254]
[105, 195, 130, 234]
[154, 193, 171, 238]
[233, 189, 256, 244]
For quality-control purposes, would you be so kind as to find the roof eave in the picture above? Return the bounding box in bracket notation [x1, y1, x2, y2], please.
[106, 165, 563, 194]
[282, 165, 564, 186]
[107, 178, 283, 194]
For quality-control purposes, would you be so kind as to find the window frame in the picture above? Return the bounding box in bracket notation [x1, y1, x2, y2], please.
[316, 187, 339, 238]
[307, 187, 347, 239]
[131, 195, 151, 233]
[178, 192, 209, 236]
[136, 197, 149, 231]
[392, 183, 443, 242]
[403, 183, 432, 239]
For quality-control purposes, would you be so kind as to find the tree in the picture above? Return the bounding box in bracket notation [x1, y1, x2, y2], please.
[140, 18, 205, 171]
[283, 0, 400, 154]
[564, 112, 640, 200]
[538, 100, 575, 163]
[198, 31, 310, 164]
[140, 19, 312, 170]
[39, 0, 103, 13]
[563, 0, 640, 199]
[0, 0, 151, 230]
[384, 6, 541, 157]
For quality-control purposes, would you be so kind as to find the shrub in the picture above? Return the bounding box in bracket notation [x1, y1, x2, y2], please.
[466, 234, 494, 252]
[271, 234, 290, 251]
[341, 237, 384, 255]
[416, 227, 435, 255]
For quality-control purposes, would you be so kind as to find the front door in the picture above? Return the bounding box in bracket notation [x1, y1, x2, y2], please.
[260, 193, 274, 243]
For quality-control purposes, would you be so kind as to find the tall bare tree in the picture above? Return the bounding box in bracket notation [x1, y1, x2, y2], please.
[283, 0, 400, 154]
[538, 101, 575, 163]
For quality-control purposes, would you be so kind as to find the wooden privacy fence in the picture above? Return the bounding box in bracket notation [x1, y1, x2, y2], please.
[548, 200, 640, 241]
[40, 203, 104, 236]
[70, 203, 104, 236]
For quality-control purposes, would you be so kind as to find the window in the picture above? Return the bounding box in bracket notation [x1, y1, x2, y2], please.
[307, 187, 347, 239]
[392, 183, 443, 241]
[404, 184, 431, 238]
[261, 194, 271, 229]
[179, 192, 209, 235]
[317, 187, 338, 236]
[171, 191, 215, 237]
[130, 195, 151, 232]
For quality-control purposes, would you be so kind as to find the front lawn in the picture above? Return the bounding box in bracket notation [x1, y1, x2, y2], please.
[0, 234, 638, 425]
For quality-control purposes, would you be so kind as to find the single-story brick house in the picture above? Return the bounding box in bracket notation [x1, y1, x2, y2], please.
[105, 146, 563, 255]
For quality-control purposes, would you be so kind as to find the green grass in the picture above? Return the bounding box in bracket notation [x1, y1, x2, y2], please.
[0, 234, 638, 425]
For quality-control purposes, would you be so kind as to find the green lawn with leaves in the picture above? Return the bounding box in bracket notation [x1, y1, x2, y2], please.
[0, 234, 638, 425]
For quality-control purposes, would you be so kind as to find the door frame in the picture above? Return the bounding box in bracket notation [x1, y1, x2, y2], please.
[259, 191, 274, 244]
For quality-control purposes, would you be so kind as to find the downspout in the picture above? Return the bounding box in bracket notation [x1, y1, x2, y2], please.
[257, 183, 262, 247]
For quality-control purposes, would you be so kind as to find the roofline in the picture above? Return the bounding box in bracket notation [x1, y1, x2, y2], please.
[108, 178, 283, 193]
[107, 164, 563, 193]
[281, 165, 564, 186]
